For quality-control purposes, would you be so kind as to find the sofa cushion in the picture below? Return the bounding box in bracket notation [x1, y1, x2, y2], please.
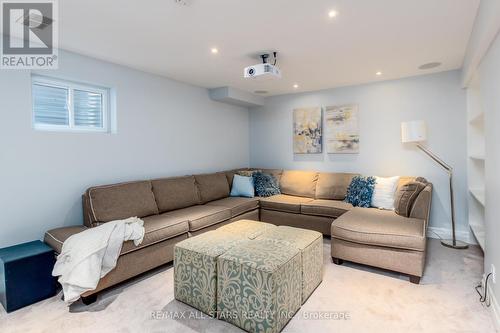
[206, 197, 259, 217]
[394, 181, 427, 217]
[409, 183, 433, 220]
[315, 172, 358, 200]
[260, 194, 314, 213]
[225, 168, 248, 187]
[44, 226, 88, 253]
[151, 176, 200, 213]
[44, 217, 189, 255]
[280, 170, 318, 198]
[301, 199, 353, 218]
[260, 168, 284, 184]
[163, 205, 231, 232]
[87, 181, 159, 223]
[121, 214, 189, 254]
[195, 173, 230, 203]
[331, 207, 426, 251]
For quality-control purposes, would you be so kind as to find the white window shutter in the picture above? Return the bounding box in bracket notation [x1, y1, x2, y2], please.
[32, 83, 69, 126]
[73, 90, 103, 128]
[31, 76, 110, 132]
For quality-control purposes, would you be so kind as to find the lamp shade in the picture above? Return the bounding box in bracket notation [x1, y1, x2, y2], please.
[401, 121, 427, 143]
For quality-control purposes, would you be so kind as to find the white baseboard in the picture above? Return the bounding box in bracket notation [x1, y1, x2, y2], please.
[487, 283, 500, 332]
[426, 226, 477, 245]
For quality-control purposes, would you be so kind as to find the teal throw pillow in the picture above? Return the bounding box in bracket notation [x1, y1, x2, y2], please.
[230, 174, 255, 198]
[253, 172, 280, 197]
[345, 176, 376, 207]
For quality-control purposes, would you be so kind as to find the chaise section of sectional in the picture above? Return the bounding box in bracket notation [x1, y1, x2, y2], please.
[330, 179, 433, 283]
[332, 208, 426, 252]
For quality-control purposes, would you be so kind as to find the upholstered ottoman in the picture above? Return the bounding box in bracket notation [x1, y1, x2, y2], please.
[174, 230, 244, 316]
[258, 226, 323, 303]
[217, 219, 277, 239]
[217, 238, 302, 333]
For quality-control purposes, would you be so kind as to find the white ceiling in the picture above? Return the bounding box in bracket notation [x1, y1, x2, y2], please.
[57, 0, 479, 96]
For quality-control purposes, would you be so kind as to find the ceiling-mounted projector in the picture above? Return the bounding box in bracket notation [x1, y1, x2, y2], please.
[244, 52, 281, 79]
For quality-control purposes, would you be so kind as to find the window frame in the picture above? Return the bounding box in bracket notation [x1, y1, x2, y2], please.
[31, 75, 110, 133]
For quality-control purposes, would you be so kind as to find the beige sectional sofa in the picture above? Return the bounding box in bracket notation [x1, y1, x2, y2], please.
[44, 168, 432, 304]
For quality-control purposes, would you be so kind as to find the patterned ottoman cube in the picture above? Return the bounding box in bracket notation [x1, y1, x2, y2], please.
[258, 226, 323, 303]
[217, 219, 276, 239]
[174, 231, 244, 316]
[217, 238, 302, 333]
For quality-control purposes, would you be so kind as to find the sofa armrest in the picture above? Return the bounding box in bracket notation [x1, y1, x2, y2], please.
[44, 226, 88, 254]
[82, 193, 96, 228]
[409, 184, 433, 227]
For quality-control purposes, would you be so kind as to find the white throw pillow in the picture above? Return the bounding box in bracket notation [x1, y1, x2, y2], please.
[371, 176, 401, 210]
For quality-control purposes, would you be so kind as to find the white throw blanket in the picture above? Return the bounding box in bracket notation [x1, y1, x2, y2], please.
[52, 217, 145, 304]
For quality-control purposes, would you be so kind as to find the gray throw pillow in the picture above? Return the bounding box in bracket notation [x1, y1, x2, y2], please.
[394, 181, 427, 217]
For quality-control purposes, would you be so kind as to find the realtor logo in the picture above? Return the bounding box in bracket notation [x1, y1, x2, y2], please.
[1, 0, 58, 69]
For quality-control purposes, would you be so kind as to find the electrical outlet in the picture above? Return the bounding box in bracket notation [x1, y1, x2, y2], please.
[491, 264, 496, 284]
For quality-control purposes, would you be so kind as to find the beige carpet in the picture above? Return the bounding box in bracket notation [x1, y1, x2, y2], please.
[0, 238, 496, 333]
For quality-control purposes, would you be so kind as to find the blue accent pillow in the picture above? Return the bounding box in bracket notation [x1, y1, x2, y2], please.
[253, 172, 281, 197]
[345, 176, 376, 207]
[230, 174, 255, 198]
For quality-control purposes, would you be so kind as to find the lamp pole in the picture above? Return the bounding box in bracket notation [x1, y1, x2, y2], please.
[416, 144, 468, 249]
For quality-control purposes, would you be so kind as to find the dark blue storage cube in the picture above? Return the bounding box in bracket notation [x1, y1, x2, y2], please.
[0, 240, 56, 312]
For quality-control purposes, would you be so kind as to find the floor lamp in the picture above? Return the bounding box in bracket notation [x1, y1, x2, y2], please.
[401, 121, 468, 250]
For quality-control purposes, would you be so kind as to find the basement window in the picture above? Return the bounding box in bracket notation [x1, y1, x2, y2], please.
[32, 75, 111, 132]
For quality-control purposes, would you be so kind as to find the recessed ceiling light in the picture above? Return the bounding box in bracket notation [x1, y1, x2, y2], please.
[293, 84, 299, 89]
[328, 10, 338, 18]
[211, 48, 218, 54]
[376, 71, 382, 76]
[418, 62, 441, 70]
